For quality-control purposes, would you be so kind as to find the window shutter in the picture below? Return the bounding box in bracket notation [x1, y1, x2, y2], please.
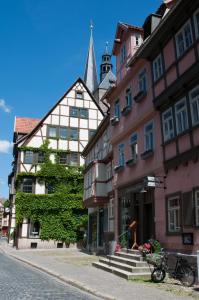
[182, 192, 193, 226]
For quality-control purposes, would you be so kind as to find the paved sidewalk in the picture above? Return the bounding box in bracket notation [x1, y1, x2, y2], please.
[0, 241, 197, 300]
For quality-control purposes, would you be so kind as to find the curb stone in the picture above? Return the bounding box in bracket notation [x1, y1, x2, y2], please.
[5, 252, 116, 300]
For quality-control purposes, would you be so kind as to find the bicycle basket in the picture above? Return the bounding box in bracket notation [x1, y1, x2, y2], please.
[146, 253, 163, 267]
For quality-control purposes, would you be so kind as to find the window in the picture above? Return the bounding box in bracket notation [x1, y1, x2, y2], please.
[46, 183, 54, 194]
[118, 144, 125, 167]
[175, 98, 188, 134]
[144, 121, 154, 151]
[70, 152, 79, 166]
[59, 152, 68, 164]
[138, 69, 147, 93]
[114, 100, 120, 118]
[190, 86, 199, 126]
[130, 133, 138, 161]
[29, 221, 40, 238]
[175, 21, 193, 58]
[89, 130, 96, 139]
[120, 44, 126, 64]
[48, 126, 57, 138]
[126, 88, 132, 107]
[109, 198, 114, 218]
[37, 151, 45, 163]
[135, 34, 142, 46]
[69, 128, 78, 140]
[70, 107, 88, 119]
[162, 108, 175, 142]
[194, 9, 199, 38]
[76, 91, 83, 99]
[195, 189, 199, 226]
[167, 196, 181, 232]
[153, 54, 163, 82]
[70, 107, 78, 117]
[60, 127, 68, 139]
[22, 178, 33, 193]
[24, 151, 34, 164]
[79, 108, 88, 119]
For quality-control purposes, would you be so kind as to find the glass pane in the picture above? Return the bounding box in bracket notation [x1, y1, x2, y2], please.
[48, 127, 57, 138]
[38, 152, 45, 163]
[60, 127, 68, 139]
[70, 128, 78, 140]
[23, 178, 33, 193]
[24, 151, 33, 164]
[59, 153, 68, 164]
[80, 108, 88, 119]
[70, 153, 79, 166]
[76, 91, 83, 99]
[70, 107, 78, 117]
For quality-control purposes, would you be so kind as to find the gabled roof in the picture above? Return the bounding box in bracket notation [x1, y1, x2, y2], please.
[15, 117, 41, 134]
[112, 22, 143, 55]
[18, 77, 105, 146]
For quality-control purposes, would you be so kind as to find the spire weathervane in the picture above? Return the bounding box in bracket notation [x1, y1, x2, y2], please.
[90, 20, 94, 37]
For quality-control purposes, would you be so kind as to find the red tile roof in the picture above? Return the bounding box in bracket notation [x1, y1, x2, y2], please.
[15, 117, 41, 134]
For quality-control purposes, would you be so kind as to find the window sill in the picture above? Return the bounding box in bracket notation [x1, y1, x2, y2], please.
[126, 158, 137, 166]
[134, 90, 147, 103]
[114, 165, 124, 173]
[141, 149, 154, 160]
[121, 105, 131, 116]
[110, 117, 120, 126]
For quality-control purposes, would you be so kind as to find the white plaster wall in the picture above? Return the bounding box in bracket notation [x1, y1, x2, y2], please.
[27, 136, 43, 147]
[49, 139, 57, 149]
[67, 90, 75, 98]
[89, 109, 97, 119]
[69, 141, 78, 151]
[90, 101, 97, 109]
[60, 97, 68, 105]
[41, 124, 47, 136]
[80, 156, 84, 166]
[89, 119, 97, 129]
[79, 129, 88, 140]
[51, 115, 59, 125]
[84, 101, 90, 108]
[79, 119, 88, 128]
[35, 181, 45, 194]
[49, 154, 55, 163]
[76, 99, 84, 107]
[59, 140, 68, 150]
[52, 106, 59, 115]
[44, 116, 51, 124]
[60, 116, 69, 126]
[21, 218, 28, 238]
[60, 105, 69, 115]
[68, 98, 75, 106]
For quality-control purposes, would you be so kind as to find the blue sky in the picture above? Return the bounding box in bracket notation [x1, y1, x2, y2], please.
[0, 0, 162, 198]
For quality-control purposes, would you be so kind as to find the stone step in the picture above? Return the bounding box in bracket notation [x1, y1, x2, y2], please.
[107, 255, 148, 267]
[121, 248, 141, 255]
[99, 257, 150, 273]
[115, 251, 144, 261]
[93, 262, 151, 280]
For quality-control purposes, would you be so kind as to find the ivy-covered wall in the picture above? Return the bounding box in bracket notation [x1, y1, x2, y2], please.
[15, 141, 87, 244]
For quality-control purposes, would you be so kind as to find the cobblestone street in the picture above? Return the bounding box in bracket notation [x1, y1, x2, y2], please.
[0, 252, 100, 300]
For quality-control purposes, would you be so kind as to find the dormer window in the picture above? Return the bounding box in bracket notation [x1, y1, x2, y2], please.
[76, 91, 83, 99]
[120, 44, 126, 64]
[135, 34, 142, 46]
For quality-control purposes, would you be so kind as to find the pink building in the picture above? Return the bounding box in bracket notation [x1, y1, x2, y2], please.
[108, 0, 199, 252]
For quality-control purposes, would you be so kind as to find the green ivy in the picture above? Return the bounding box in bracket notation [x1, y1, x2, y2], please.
[15, 140, 87, 244]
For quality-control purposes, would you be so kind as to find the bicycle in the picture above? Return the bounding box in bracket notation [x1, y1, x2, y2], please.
[146, 251, 196, 287]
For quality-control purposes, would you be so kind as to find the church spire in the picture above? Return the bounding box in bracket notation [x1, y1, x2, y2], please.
[84, 22, 98, 94]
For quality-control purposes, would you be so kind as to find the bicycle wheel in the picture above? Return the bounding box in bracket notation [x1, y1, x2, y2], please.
[151, 268, 166, 283]
[179, 266, 195, 287]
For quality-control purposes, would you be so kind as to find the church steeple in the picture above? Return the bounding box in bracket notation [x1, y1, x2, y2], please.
[84, 23, 98, 94]
[100, 42, 113, 82]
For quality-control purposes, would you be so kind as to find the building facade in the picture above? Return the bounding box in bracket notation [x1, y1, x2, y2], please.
[82, 116, 114, 252]
[108, 0, 199, 252]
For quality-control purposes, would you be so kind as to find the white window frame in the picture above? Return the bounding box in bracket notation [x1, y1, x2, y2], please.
[138, 69, 147, 93]
[118, 144, 125, 167]
[195, 189, 199, 227]
[144, 121, 154, 152]
[153, 54, 163, 82]
[175, 20, 193, 58]
[130, 133, 138, 161]
[29, 221, 40, 238]
[168, 196, 181, 232]
[194, 8, 199, 39]
[162, 108, 175, 142]
[175, 98, 188, 134]
[189, 85, 199, 126]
